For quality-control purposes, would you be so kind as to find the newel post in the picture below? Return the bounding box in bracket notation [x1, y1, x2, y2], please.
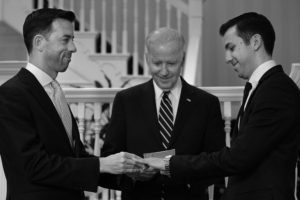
[184, 0, 204, 86]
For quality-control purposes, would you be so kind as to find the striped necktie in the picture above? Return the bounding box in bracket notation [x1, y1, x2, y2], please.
[51, 80, 73, 146]
[158, 91, 173, 149]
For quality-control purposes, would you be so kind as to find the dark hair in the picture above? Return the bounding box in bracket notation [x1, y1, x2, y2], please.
[23, 8, 75, 53]
[219, 12, 275, 56]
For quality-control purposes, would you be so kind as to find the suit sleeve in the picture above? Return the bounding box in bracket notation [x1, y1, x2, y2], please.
[181, 95, 225, 186]
[98, 92, 126, 189]
[0, 86, 100, 192]
[201, 96, 225, 153]
[169, 81, 299, 182]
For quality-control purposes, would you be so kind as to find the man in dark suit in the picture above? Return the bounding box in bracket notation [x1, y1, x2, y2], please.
[0, 8, 143, 200]
[145, 12, 300, 200]
[100, 27, 225, 199]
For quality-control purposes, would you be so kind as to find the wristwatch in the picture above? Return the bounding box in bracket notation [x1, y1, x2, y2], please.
[162, 156, 171, 177]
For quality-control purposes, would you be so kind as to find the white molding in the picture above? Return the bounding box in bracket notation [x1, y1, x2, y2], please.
[64, 86, 243, 103]
[64, 87, 121, 103]
[0, 61, 26, 81]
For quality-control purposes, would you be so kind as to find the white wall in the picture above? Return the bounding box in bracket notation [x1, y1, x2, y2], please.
[0, 0, 3, 21]
[200, 0, 300, 86]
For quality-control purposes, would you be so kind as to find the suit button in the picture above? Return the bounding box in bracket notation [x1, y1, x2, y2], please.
[187, 184, 191, 188]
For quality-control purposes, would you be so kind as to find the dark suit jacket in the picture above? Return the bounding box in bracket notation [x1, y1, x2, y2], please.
[0, 68, 100, 200]
[170, 66, 300, 200]
[100, 78, 225, 200]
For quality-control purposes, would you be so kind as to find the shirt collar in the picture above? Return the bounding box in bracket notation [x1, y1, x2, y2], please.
[153, 78, 182, 101]
[25, 63, 54, 87]
[248, 60, 276, 88]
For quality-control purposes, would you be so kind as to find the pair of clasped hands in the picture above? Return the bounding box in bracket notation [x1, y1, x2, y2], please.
[100, 152, 168, 180]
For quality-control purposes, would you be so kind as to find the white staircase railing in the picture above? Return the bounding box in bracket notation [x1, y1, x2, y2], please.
[0, 0, 203, 87]
[66, 86, 243, 200]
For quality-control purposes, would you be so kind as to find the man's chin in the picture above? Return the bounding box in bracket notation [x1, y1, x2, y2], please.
[157, 82, 174, 90]
[60, 66, 69, 72]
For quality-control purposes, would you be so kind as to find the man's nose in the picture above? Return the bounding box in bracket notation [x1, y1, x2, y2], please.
[225, 51, 232, 64]
[160, 64, 169, 75]
[69, 41, 77, 53]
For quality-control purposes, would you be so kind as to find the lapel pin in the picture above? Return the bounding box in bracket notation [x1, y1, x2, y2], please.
[186, 98, 191, 102]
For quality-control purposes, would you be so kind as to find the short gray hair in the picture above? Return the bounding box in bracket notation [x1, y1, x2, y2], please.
[145, 27, 185, 54]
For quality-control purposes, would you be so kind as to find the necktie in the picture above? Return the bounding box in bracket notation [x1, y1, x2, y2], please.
[238, 82, 252, 128]
[158, 91, 173, 149]
[51, 80, 73, 146]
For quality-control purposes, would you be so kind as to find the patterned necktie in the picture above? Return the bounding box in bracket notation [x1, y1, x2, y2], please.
[51, 80, 73, 146]
[238, 82, 252, 129]
[158, 91, 174, 149]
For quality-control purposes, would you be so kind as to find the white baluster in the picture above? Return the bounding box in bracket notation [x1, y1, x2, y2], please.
[102, 188, 109, 200]
[58, 0, 64, 9]
[144, 0, 150, 39]
[166, 1, 171, 28]
[77, 103, 85, 142]
[90, 0, 96, 32]
[143, 0, 150, 76]
[223, 101, 232, 187]
[112, 0, 117, 53]
[38, 0, 43, 9]
[133, 0, 139, 75]
[155, 0, 160, 29]
[79, 0, 85, 32]
[101, 0, 107, 54]
[69, 0, 74, 12]
[93, 103, 101, 157]
[208, 185, 214, 200]
[223, 101, 232, 147]
[48, 0, 54, 8]
[176, 9, 182, 33]
[122, 0, 128, 54]
[110, 189, 115, 200]
[109, 102, 113, 117]
[89, 104, 101, 200]
[116, 190, 122, 200]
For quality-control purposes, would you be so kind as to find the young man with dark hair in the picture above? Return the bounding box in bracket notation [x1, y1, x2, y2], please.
[145, 12, 300, 200]
[0, 8, 142, 200]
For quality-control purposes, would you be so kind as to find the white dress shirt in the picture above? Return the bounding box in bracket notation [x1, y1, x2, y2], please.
[25, 63, 56, 106]
[244, 60, 276, 109]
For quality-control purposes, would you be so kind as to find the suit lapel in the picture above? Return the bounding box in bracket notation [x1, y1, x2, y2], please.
[139, 80, 165, 149]
[244, 65, 283, 114]
[17, 68, 74, 151]
[169, 79, 194, 148]
[233, 65, 284, 139]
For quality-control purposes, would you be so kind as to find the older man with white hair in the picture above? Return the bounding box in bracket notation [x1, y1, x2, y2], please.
[99, 27, 225, 200]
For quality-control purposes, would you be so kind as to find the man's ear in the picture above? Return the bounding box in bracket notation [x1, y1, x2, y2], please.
[251, 34, 262, 51]
[181, 52, 186, 66]
[33, 34, 45, 52]
[145, 52, 150, 65]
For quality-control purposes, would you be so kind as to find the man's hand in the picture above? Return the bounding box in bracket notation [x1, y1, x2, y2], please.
[143, 157, 165, 170]
[126, 166, 158, 181]
[99, 152, 146, 174]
